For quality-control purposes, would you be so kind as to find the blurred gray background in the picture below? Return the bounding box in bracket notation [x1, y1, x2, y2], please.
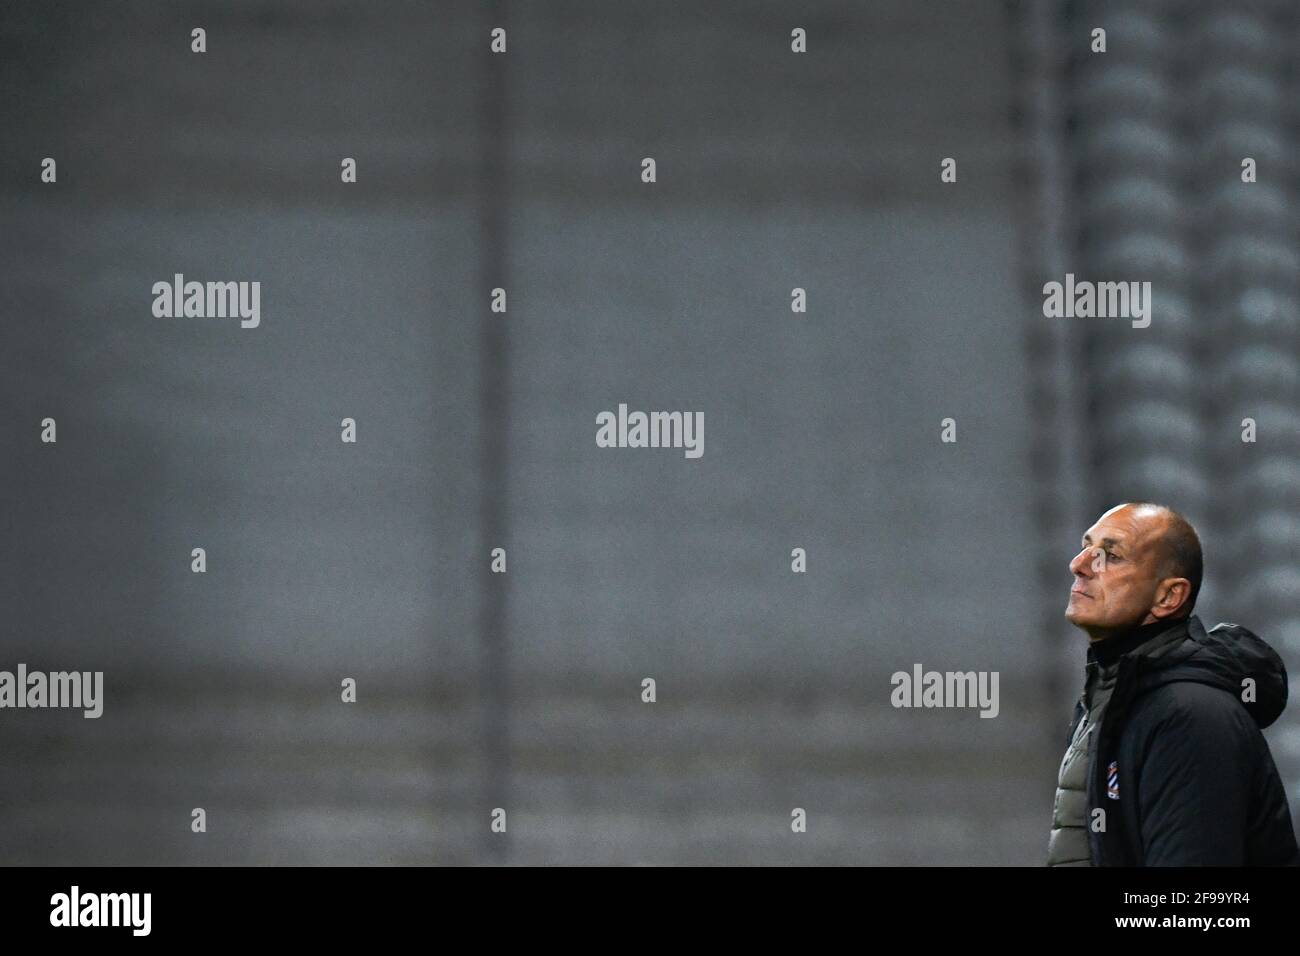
[0, 0, 1296, 864]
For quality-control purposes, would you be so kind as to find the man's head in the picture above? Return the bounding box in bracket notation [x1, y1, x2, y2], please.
[1065, 502, 1203, 642]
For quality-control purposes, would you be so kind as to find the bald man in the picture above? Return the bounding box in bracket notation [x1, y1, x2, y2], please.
[1047, 502, 1299, 866]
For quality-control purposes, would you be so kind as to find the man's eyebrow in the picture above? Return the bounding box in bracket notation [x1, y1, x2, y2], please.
[1082, 534, 1124, 549]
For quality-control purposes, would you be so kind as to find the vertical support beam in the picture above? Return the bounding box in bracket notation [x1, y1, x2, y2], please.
[1012, 0, 1088, 730]
[477, 0, 512, 862]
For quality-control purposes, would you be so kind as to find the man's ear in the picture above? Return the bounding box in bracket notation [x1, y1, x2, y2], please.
[1152, 578, 1191, 618]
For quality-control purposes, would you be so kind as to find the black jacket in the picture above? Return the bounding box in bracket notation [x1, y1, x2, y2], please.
[1070, 614, 1300, 865]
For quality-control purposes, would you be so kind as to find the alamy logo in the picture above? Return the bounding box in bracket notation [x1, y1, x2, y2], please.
[152, 273, 261, 328]
[1042, 273, 1151, 328]
[0, 664, 102, 718]
[890, 664, 1000, 718]
[596, 403, 704, 459]
[50, 886, 151, 936]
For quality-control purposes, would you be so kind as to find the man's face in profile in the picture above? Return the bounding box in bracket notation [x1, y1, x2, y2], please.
[1065, 504, 1166, 637]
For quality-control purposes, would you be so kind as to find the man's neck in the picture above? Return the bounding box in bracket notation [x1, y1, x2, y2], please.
[1086, 616, 1157, 644]
[1086, 616, 1186, 667]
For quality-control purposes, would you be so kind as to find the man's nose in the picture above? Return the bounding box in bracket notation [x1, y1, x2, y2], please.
[1069, 547, 1094, 577]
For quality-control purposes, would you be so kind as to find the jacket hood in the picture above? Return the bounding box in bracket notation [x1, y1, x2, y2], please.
[1136, 616, 1290, 729]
